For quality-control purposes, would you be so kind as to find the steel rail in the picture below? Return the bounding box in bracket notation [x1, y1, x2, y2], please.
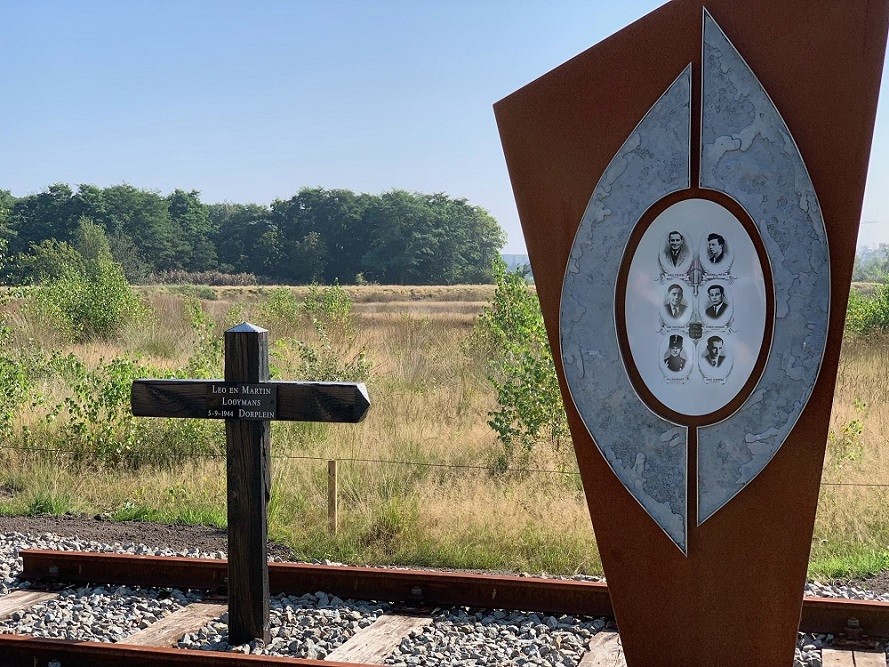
[0, 634, 367, 666]
[19, 550, 889, 637]
[20, 549, 614, 617]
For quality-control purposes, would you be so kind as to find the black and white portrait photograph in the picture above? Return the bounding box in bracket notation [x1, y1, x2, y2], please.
[658, 229, 692, 275]
[701, 282, 733, 324]
[661, 283, 691, 326]
[699, 335, 733, 381]
[659, 333, 692, 381]
[700, 231, 734, 274]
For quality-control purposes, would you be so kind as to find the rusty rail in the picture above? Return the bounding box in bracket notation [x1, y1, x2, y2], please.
[0, 634, 365, 666]
[20, 549, 615, 617]
[17, 549, 889, 638]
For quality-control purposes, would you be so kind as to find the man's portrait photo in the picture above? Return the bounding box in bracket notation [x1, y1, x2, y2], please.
[664, 283, 687, 320]
[700, 334, 733, 380]
[704, 336, 726, 367]
[664, 334, 687, 373]
[658, 229, 692, 274]
[701, 231, 733, 273]
[708, 233, 726, 263]
[704, 284, 730, 321]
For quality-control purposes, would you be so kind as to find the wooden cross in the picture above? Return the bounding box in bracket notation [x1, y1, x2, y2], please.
[130, 322, 370, 645]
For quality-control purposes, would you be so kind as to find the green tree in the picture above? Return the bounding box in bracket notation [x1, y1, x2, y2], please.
[73, 217, 112, 263]
[107, 230, 150, 283]
[853, 245, 889, 283]
[7, 184, 78, 256]
[360, 191, 504, 285]
[68, 185, 148, 281]
[360, 190, 439, 284]
[101, 184, 176, 272]
[419, 193, 504, 284]
[72, 184, 108, 227]
[254, 229, 284, 277]
[2, 182, 506, 286]
[209, 202, 274, 274]
[270, 187, 370, 283]
[0, 190, 17, 253]
[286, 230, 328, 283]
[168, 189, 217, 271]
[9, 239, 85, 284]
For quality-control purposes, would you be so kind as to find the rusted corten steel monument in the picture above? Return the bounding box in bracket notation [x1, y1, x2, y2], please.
[495, 1, 888, 664]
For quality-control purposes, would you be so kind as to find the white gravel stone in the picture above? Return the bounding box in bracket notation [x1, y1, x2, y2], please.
[179, 592, 391, 657]
[0, 584, 202, 643]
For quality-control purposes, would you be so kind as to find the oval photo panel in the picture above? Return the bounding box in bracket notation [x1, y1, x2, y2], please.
[622, 198, 768, 417]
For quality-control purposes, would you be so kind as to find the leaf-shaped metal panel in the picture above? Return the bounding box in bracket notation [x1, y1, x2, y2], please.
[561, 12, 830, 552]
[560, 67, 691, 553]
[697, 12, 830, 523]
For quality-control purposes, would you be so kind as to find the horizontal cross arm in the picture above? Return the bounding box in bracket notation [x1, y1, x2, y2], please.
[276, 381, 370, 422]
[131, 380, 370, 423]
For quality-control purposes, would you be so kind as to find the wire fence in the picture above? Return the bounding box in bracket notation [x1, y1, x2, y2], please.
[0, 442, 886, 487]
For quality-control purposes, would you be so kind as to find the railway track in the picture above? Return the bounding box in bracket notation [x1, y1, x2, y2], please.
[0, 549, 883, 666]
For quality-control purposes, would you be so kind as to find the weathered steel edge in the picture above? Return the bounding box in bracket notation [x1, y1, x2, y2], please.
[21, 550, 613, 617]
[20, 550, 889, 636]
[0, 633, 368, 667]
[799, 596, 889, 637]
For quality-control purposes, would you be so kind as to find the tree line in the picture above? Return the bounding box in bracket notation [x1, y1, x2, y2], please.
[0, 184, 506, 285]
[854, 244, 889, 283]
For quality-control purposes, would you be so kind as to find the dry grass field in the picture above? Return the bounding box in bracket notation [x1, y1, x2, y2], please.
[0, 284, 886, 579]
[813, 336, 889, 576]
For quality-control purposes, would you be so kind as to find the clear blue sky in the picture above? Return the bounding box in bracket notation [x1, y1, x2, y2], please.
[3, 1, 889, 253]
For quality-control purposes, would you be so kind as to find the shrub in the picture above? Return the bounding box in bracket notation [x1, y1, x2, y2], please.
[0, 326, 32, 440]
[8, 239, 85, 284]
[27, 221, 146, 342]
[180, 298, 222, 378]
[471, 259, 567, 464]
[31, 257, 146, 342]
[301, 282, 354, 339]
[271, 336, 370, 382]
[169, 284, 217, 301]
[270, 284, 369, 382]
[146, 270, 257, 286]
[846, 285, 889, 334]
[259, 288, 301, 328]
[827, 398, 868, 469]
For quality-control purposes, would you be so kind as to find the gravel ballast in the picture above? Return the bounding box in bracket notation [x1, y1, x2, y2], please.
[0, 522, 884, 665]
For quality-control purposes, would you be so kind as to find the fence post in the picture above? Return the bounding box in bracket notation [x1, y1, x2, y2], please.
[328, 459, 338, 535]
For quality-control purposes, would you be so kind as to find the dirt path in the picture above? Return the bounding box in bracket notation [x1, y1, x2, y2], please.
[0, 514, 294, 560]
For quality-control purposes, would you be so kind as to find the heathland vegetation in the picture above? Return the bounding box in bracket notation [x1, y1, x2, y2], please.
[0, 199, 888, 578]
[0, 235, 887, 579]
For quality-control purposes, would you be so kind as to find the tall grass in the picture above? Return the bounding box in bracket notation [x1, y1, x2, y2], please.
[810, 334, 889, 579]
[0, 286, 589, 574]
[0, 285, 885, 578]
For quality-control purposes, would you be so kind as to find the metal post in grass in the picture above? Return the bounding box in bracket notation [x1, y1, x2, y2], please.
[130, 322, 370, 646]
[328, 459, 338, 535]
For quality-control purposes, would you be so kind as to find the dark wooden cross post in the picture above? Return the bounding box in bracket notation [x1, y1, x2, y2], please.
[130, 322, 370, 646]
[224, 323, 271, 644]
